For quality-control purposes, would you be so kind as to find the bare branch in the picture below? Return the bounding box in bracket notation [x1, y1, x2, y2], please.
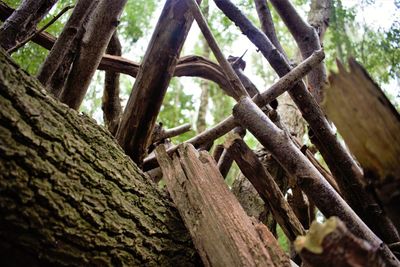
[7, 5, 74, 54]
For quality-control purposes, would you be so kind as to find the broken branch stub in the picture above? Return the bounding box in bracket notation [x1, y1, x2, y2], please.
[295, 217, 385, 267]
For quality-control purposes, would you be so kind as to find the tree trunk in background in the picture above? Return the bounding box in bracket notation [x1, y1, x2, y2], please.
[0, 0, 58, 51]
[102, 31, 123, 135]
[196, 0, 210, 133]
[0, 49, 199, 266]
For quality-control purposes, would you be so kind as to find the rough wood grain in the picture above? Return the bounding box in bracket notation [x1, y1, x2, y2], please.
[155, 144, 290, 267]
[323, 59, 400, 231]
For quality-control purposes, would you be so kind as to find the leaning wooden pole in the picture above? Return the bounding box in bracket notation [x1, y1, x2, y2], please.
[116, 0, 201, 166]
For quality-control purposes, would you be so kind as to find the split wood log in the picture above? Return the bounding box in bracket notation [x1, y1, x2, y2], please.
[155, 144, 291, 267]
[0, 0, 58, 51]
[59, 0, 127, 110]
[232, 96, 399, 266]
[143, 49, 325, 170]
[227, 135, 305, 242]
[323, 59, 400, 232]
[295, 217, 385, 267]
[213, 0, 399, 247]
[37, 0, 99, 97]
[115, 0, 201, 166]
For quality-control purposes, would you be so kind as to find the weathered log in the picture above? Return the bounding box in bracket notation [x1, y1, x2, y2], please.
[60, 0, 127, 110]
[227, 136, 305, 241]
[155, 143, 291, 267]
[214, 0, 398, 247]
[295, 217, 385, 267]
[0, 49, 199, 266]
[232, 96, 399, 266]
[37, 0, 99, 97]
[323, 59, 400, 233]
[0, 0, 58, 51]
[116, 0, 201, 166]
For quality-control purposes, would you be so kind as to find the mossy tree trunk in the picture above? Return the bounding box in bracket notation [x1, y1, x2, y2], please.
[0, 49, 199, 266]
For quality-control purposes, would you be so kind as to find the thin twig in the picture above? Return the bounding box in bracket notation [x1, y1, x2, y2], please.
[7, 5, 74, 54]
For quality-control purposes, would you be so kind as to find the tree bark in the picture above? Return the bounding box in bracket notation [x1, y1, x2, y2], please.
[59, 0, 127, 110]
[0, 49, 199, 266]
[116, 0, 201, 166]
[0, 0, 58, 51]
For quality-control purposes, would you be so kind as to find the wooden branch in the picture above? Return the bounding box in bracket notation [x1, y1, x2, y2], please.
[187, 0, 249, 100]
[152, 123, 192, 144]
[213, 0, 398, 249]
[115, 0, 201, 166]
[295, 217, 385, 267]
[102, 31, 122, 135]
[323, 59, 400, 232]
[217, 127, 245, 178]
[155, 144, 291, 266]
[0, 0, 58, 51]
[37, 0, 99, 97]
[212, 144, 224, 162]
[269, 0, 327, 102]
[254, 0, 286, 55]
[232, 96, 399, 266]
[60, 0, 127, 110]
[142, 50, 324, 171]
[227, 135, 306, 241]
[7, 5, 74, 54]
